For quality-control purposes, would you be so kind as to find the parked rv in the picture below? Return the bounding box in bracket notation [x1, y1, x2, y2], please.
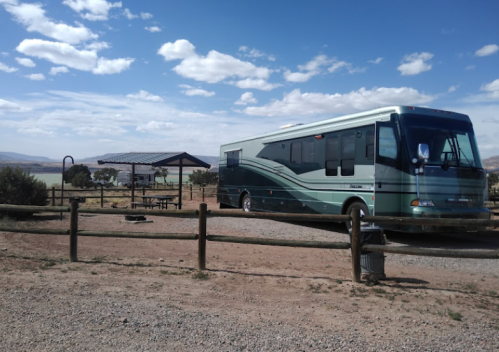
[117, 170, 156, 188]
[217, 105, 490, 232]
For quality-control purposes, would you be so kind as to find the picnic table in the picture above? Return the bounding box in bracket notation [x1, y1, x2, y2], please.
[132, 195, 177, 209]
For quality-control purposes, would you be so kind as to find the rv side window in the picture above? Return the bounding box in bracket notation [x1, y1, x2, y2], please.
[227, 150, 240, 168]
[378, 127, 397, 159]
[341, 132, 355, 176]
[366, 129, 374, 160]
[291, 142, 302, 164]
[302, 140, 314, 163]
[325, 136, 338, 176]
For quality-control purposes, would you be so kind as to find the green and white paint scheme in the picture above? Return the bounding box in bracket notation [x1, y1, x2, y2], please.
[217, 106, 490, 232]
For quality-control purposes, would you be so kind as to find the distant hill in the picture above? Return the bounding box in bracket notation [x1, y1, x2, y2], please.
[483, 155, 499, 172]
[79, 153, 124, 162]
[0, 152, 56, 162]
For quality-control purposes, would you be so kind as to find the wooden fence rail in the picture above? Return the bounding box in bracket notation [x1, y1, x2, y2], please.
[49, 185, 216, 207]
[1, 202, 498, 284]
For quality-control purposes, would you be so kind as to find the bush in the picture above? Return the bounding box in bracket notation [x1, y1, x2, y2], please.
[64, 164, 91, 184]
[0, 166, 48, 218]
[188, 169, 218, 186]
[71, 172, 93, 188]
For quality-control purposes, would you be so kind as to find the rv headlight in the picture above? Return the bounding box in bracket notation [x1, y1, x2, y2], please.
[411, 199, 435, 207]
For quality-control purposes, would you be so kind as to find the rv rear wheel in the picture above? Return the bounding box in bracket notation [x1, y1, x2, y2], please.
[345, 202, 369, 232]
[242, 194, 251, 212]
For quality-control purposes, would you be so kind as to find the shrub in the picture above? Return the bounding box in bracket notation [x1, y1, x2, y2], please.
[188, 169, 218, 186]
[0, 166, 48, 218]
[64, 164, 91, 184]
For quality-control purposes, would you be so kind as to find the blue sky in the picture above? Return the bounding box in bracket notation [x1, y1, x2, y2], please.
[0, 0, 498, 160]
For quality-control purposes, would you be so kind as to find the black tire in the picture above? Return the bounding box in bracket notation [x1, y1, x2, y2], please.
[242, 194, 251, 212]
[345, 201, 369, 232]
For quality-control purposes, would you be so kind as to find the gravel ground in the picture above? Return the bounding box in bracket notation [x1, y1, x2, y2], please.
[1, 202, 498, 351]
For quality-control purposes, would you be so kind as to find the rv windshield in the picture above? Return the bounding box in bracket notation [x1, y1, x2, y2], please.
[401, 114, 482, 169]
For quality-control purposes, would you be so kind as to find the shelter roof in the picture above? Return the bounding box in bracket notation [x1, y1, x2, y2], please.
[97, 152, 211, 168]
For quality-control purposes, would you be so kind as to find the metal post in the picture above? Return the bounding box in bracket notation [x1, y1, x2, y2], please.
[198, 203, 207, 270]
[70, 199, 79, 262]
[60, 155, 74, 220]
[351, 208, 361, 283]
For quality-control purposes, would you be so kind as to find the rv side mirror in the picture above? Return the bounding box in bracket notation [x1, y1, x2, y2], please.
[417, 143, 429, 161]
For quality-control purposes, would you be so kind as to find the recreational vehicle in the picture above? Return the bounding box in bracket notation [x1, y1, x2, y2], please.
[217, 106, 490, 232]
[117, 170, 156, 188]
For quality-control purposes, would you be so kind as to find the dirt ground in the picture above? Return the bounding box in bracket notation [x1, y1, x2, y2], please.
[1, 197, 499, 344]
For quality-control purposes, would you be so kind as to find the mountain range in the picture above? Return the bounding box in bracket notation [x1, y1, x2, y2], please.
[0, 152, 219, 167]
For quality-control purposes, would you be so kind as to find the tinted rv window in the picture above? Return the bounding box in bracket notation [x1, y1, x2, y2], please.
[227, 150, 240, 168]
[341, 132, 355, 176]
[378, 127, 397, 159]
[325, 136, 338, 176]
[291, 142, 301, 164]
[366, 129, 374, 160]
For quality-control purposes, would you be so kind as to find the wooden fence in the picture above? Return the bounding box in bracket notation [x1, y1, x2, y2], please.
[48, 184, 217, 207]
[0, 203, 498, 283]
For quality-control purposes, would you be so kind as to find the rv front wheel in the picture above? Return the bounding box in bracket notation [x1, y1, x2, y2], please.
[242, 194, 251, 212]
[345, 202, 369, 232]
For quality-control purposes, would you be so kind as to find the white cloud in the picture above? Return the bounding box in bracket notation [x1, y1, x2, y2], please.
[140, 12, 153, 19]
[15, 57, 35, 67]
[158, 39, 196, 60]
[284, 55, 363, 82]
[1, 52, 9, 57]
[74, 126, 126, 136]
[0, 61, 18, 73]
[242, 87, 435, 117]
[2, 1, 98, 44]
[368, 57, 383, 64]
[466, 65, 476, 70]
[123, 8, 137, 20]
[145, 26, 161, 33]
[448, 85, 459, 93]
[85, 41, 110, 52]
[63, 0, 122, 21]
[397, 52, 434, 76]
[238, 46, 275, 61]
[16, 39, 133, 74]
[49, 66, 69, 75]
[480, 79, 499, 100]
[92, 57, 134, 74]
[0, 98, 24, 112]
[229, 78, 281, 91]
[235, 92, 257, 105]
[475, 44, 499, 57]
[25, 73, 45, 80]
[158, 39, 271, 84]
[18, 127, 56, 136]
[126, 90, 163, 102]
[179, 85, 216, 97]
[136, 121, 176, 133]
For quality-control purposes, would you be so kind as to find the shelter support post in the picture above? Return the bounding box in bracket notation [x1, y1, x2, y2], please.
[178, 158, 183, 210]
[198, 203, 207, 270]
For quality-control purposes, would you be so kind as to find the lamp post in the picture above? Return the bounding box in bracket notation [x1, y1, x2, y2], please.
[61, 155, 74, 220]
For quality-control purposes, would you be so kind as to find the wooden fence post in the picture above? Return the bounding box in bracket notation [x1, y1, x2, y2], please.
[198, 203, 207, 270]
[100, 185, 104, 208]
[351, 208, 361, 283]
[190, 184, 193, 200]
[52, 187, 55, 206]
[70, 200, 79, 262]
[202, 187, 205, 202]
